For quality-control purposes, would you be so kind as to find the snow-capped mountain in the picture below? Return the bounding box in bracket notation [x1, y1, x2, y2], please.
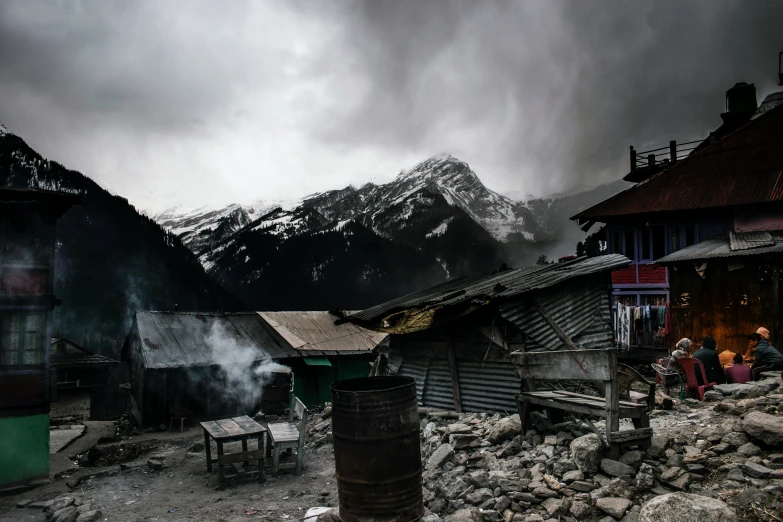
[157, 154, 551, 257]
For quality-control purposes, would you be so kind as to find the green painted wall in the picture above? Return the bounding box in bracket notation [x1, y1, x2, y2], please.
[291, 356, 373, 408]
[0, 414, 50, 487]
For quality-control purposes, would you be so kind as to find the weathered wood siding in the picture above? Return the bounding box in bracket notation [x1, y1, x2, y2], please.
[669, 258, 780, 353]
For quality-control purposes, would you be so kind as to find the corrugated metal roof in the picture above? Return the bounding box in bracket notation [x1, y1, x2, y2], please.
[258, 311, 388, 354]
[348, 254, 630, 325]
[751, 92, 783, 121]
[655, 233, 783, 263]
[135, 312, 300, 369]
[729, 230, 774, 251]
[50, 338, 118, 367]
[572, 103, 783, 222]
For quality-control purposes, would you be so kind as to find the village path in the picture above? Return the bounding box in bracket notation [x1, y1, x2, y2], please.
[0, 426, 339, 522]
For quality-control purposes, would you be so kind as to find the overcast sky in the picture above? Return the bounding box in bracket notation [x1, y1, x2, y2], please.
[1, 1, 782, 214]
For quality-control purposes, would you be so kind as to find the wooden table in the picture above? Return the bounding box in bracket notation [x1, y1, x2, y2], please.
[200, 415, 267, 490]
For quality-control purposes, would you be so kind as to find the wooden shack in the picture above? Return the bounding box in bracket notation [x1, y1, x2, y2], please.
[343, 255, 631, 413]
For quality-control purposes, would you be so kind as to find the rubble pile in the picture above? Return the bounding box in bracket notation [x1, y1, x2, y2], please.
[416, 384, 783, 521]
[16, 494, 101, 522]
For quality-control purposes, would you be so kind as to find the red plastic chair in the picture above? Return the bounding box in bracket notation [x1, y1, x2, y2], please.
[678, 358, 716, 400]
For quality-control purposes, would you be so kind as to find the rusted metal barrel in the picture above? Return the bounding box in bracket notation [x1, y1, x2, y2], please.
[331, 376, 423, 522]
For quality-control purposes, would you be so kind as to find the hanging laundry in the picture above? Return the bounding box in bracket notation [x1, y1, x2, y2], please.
[643, 305, 652, 332]
[616, 303, 631, 351]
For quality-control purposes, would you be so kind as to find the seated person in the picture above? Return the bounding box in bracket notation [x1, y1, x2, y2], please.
[692, 336, 726, 385]
[726, 354, 751, 384]
[749, 328, 783, 381]
[665, 338, 693, 392]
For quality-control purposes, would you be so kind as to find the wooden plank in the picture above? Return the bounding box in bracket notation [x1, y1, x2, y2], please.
[605, 348, 620, 459]
[547, 390, 644, 409]
[607, 427, 653, 443]
[200, 420, 230, 439]
[216, 418, 247, 437]
[532, 298, 581, 351]
[233, 415, 266, 435]
[511, 349, 614, 381]
[217, 449, 265, 465]
[446, 335, 463, 413]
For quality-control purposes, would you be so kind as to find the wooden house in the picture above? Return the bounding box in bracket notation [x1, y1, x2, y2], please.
[573, 88, 783, 356]
[50, 337, 119, 421]
[0, 188, 80, 489]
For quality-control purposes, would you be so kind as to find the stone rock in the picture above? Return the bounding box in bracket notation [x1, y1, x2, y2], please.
[16, 500, 32, 508]
[600, 459, 636, 478]
[532, 487, 559, 499]
[742, 461, 772, 479]
[703, 390, 724, 402]
[737, 442, 761, 457]
[596, 497, 632, 519]
[562, 470, 584, 483]
[444, 507, 483, 522]
[619, 450, 643, 468]
[523, 516, 544, 522]
[714, 383, 764, 399]
[666, 473, 691, 490]
[742, 411, 783, 447]
[732, 486, 772, 508]
[426, 444, 455, 470]
[570, 500, 593, 519]
[488, 418, 522, 444]
[450, 434, 479, 450]
[541, 498, 570, 517]
[591, 478, 632, 500]
[75, 510, 103, 522]
[570, 480, 596, 492]
[720, 431, 749, 448]
[316, 508, 341, 522]
[638, 492, 736, 522]
[726, 468, 745, 481]
[651, 434, 671, 450]
[571, 434, 603, 474]
[421, 516, 444, 522]
[147, 458, 165, 470]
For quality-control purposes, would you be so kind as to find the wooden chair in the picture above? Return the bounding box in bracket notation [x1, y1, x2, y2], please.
[266, 396, 307, 475]
[617, 363, 656, 411]
[169, 405, 190, 432]
[678, 358, 716, 400]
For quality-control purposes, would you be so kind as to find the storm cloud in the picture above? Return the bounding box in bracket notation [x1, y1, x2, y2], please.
[0, 0, 781, 212]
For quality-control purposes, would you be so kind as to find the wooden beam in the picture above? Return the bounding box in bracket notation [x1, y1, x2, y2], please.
[511, 349, 614, 381]
[532, 299, 581, 351]
[446, 335, 462, 413]
[607, 427, 653, 443]
[217, 449, 265, 465]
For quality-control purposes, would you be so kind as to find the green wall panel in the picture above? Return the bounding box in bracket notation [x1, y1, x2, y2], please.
[0, 414, 49, 487]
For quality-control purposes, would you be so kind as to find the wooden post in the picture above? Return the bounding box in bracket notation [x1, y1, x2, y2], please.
[519, 332, 536, 392]
[773, 264, 780, 347]
[605, 349, 620, 459]
[669, 140, 677, 163]
[647, 154, 655, 168]
[446, 335, 463, 413]
[630, 146, 636, 171]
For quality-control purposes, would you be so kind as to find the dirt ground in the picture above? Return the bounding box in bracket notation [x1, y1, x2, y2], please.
[0, 426, 339, 522]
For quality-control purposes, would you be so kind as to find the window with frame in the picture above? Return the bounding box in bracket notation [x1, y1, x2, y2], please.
[669, 224, 697, 253]
[0, 311, 47, 368]
[640, 225, 666, 261]
[611, 230, 636, 260]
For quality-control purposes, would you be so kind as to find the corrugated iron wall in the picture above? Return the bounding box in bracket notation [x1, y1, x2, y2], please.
[499, 279, 613, 351]
[421, 358, 455, 410]
[397, 357, 430, 405]
[457, 359, 520, 414]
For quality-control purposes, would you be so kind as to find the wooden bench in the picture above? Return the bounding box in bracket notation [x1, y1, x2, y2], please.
[266, 396, 307, 475]
[511, 348, 653, 458]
